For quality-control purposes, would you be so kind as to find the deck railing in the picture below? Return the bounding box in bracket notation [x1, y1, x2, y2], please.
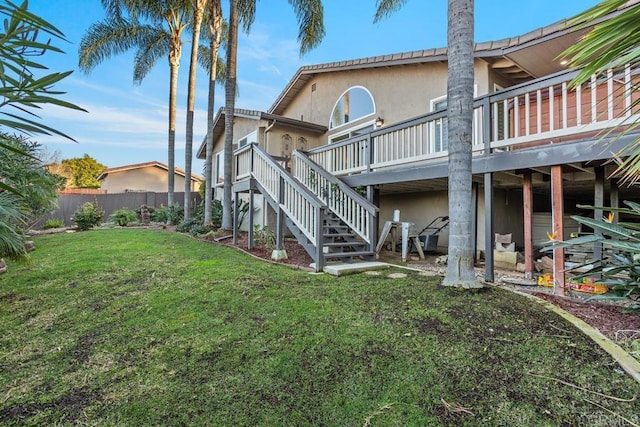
[235, 143, 324, 246]
[292, 151, 378, 244]
[306, 64, 640, 176]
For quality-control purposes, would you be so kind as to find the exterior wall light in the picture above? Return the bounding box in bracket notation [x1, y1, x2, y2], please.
[375, 116, 384, 128]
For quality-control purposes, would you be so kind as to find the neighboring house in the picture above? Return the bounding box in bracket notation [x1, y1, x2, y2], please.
[197, 1, 640, 286]
[97, 161, 203, 194]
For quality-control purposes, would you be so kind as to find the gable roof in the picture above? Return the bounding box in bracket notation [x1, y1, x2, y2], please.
[195, 108, 327, 159]
[97, 161, 203, 182]
[268, 1, 639, 116]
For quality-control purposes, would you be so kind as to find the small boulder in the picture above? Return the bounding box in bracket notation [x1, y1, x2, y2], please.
[25, 241, 36, 252]
[0, 258, 6, 274]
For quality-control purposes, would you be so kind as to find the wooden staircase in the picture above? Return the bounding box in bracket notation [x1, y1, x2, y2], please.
[233, 143, 378, 271]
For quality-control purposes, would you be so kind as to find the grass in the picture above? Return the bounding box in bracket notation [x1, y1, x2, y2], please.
[1, 229, 639, 426]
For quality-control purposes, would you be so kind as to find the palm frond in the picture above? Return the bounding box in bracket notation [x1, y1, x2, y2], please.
[373, 0, 408, 23]
[288, 0, 325, 55]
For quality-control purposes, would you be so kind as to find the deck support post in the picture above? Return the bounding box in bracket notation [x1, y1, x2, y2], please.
[232, 193, 239, 244]
[610, 178, 619, 223]
[523, 172, 534, 279]
[272, 176, 287, 261]
[484, 173, 494, 283]
[551, 165, 565, 295]
[248, 190, 254, 250]
[593, 167, 605, 270]
[472, 181, 479, 265]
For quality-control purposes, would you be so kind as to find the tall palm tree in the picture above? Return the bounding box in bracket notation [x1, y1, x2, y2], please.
[183, 0, 208, 220]
[561, 0, 640, 185]
[220, 0, 326, 230]
[221, 0, 238, 230]
[200, 0, 224, 226]
[79, 0, 190, 207]
[375, 0, 481, 288]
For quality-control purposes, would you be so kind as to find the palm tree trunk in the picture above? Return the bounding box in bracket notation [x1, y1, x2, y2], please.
[204, 0, 222, 226]
[167, 58, 179, 208]
[442, 0, 482, 289]
[184, 0, 207, 220]
[222, 0, 238, 230]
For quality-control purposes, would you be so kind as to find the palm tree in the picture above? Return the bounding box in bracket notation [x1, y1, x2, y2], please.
[220, 0, 238, 230]
[561, 0, 640, 185]
[220, 0, 326, 230]
[183, 0, 208, 220]
[79, 0, 190, 207]
[375, 0, 481, 288]
[200, 0, 224, 226]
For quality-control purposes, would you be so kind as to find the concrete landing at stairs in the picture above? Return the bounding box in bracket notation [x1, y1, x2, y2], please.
[321, 261, 389, 276]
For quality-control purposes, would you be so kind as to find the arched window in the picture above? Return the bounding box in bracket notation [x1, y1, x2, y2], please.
[330, 87, 375, 129]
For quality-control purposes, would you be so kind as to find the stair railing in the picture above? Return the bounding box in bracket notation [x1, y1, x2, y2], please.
[237, 143, 325, 250]
[292, 150, 378, 246]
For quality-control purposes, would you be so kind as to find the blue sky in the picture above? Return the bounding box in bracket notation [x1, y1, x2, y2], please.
[26, 0, 600, 174]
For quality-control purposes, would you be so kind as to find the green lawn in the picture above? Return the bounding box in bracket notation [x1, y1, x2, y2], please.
[1, 229, 639, 426]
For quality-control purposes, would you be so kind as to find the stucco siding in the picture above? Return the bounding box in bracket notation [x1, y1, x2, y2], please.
[100, 167, 193, 193]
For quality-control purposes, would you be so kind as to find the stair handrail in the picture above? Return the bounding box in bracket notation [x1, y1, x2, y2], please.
[293, 150, 378, 244]
[247, 143, 326, 246]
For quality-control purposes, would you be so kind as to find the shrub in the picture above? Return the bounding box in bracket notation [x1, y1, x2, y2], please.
[42, 218, 65, 229]
[73, 202, 104, 231]
[176, 217, 212, 236]
[150, 207, 167, 223]
[110, 207, 138, 226]
[545, 200, 640, 312]
[254, 225, 276, 250]
[211, 200, 223, 228]
[166, 204, 184, 225]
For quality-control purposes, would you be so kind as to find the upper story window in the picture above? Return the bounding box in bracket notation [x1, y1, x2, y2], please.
[330, 86, 375, 129]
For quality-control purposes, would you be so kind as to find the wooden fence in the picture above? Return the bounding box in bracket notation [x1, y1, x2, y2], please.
[35, 192, 202, 227]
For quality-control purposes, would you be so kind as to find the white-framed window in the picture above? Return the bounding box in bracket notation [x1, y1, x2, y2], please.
[329, 123, 375, 144]
[329, 86, 375, 130]
[431, 95, 448, 152]
[238, 130, 257, 148]
[215, 150, 224, 184]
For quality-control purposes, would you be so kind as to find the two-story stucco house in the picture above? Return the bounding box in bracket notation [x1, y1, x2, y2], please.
[197, 1, 640, 289]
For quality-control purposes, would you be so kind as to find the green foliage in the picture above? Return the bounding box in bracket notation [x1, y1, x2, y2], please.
[0, 134, 64, 224]
[60, 154, 106, 188]
[42, 218, 65, 229]
[544, 201, 640, 312]
[0, 134, 63, 260]
[166, 204, 184, 225]
[176, 216, 211, 236]
[560, 1, 640, 186]
[73, 202, 104, 230]
[253, 224, 275, 250]
[211, 199, 223, 228]
[150, 206, 167, 223]
[0, 0, 86, 140]
[109, 207, 138, 227]
[0, 192, 27, 260]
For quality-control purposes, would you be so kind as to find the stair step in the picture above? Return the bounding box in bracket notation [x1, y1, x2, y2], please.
[323, 242, 367, 248]
[324, 224, 349, 229]
[324, 251, 375, 259]
[323, 232, 355, 237]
